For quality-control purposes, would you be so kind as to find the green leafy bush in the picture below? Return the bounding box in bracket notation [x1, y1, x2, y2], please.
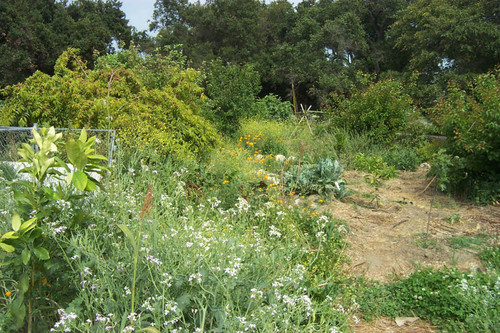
[0, 127, 107, 331]
[480, 246, 500, 271]
[430, 70, 500, 203]
[353, 153, 397, 180]
[329, 78, 415, 143]
[204, 59, 261, 136]
[0, 48, 220, 162]
[382, 146, 420, 171]
[252, 94, 293, 121]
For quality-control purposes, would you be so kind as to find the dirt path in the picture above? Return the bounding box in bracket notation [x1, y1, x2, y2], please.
[323, 167, 499, 332]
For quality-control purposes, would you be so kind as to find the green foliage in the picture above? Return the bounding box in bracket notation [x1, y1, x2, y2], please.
[390, 0, 500, 78]
[382, 145, 420, 171]
[446, 234, 489, 250]
[205, 59, 261, 136]
[1, 47, 220, 162]
[353, 153, 397, 180]
[0, 0, 131, 88]
[430, 70, 500, 203]
[0, 127, 107, 331]
[0, 146, 356, 332]
[329, 78, 414, 143]
[285, 158, 349, 198]
[252, 94, 293, 121]
[359, 268, 500, 332]
[480, 246, 500, 271]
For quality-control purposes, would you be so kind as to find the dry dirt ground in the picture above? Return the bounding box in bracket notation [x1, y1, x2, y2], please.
[322, 167, 500, 332]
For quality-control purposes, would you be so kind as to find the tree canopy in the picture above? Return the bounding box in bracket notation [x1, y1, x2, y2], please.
[0, 0, 131, 87]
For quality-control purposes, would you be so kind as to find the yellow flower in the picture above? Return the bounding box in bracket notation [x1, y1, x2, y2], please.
[222, 180, 230, 184]
[5, 291, 12, 297]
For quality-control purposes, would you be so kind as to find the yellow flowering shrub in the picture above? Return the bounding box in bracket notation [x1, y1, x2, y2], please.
[1, 48, 219, 162]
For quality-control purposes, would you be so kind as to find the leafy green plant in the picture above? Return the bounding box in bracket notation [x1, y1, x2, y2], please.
[0, 127, 107, 332]
[382, 146, 420, 171]
[359, 267, 500, 332]
[285, 158, 348, 198]
[446, 234, 489, 250]
[479, 246, 500, 270]
[329, 78, 415, 144]
[1, 48, 220, 162]
[430, 70, 500, 204]
[442, 213, 461, 224]
[252, 94, 293, 121]
[353, 153, 397, 185]
[204, 59, 261, 136]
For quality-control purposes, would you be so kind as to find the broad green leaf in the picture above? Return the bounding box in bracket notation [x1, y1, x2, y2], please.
[19, 273, 30, 293]
[10, 300, 26, 329]
[66, 139, 88, 171]
[0, 242, 15, 252]
[117, 224, 137, 251]
[88, 154, 107, 160]
[21, 247, 31, 265]
[72, 171, 88, 191]
[33, 246, 50, 260]
[79, 129, 88, 143]
[32, 129, 43, 149]
[11, 213, 21, 231]
[85, 179, 97, 191]
[20, 217, 37, 233]
[1, 231, 18, 239]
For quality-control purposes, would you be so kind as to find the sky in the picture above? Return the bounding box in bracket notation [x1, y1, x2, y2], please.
[120, 0, 157, 32]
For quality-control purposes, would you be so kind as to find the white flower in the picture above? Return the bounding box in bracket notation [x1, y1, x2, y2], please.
[275, 154, 286, 162]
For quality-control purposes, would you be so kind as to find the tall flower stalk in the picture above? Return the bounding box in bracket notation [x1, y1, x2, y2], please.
[119, 185, 154, 327]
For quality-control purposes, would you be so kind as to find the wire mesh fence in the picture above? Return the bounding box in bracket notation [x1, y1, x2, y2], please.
[0, 125, 116, 165]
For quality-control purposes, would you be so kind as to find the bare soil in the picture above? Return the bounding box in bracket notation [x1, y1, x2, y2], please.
[323, 167, 500, 332]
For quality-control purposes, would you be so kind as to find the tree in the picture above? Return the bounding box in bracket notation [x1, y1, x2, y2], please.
[0, 0, 131, 88]
[390, 0, 500, 78]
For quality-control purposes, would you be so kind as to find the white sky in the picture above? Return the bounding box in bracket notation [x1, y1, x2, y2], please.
[120, 0, 157, 32]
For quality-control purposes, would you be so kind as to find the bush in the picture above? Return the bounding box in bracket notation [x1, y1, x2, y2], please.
[382, 146, 420, 171]
[353, 153, 397, 180]
[430, 70, 500, 203]
[329, 78, 415, 144]
[204, 59, 261, 136]
[252, 94, 293, 121]
[0, 48, 220, 163]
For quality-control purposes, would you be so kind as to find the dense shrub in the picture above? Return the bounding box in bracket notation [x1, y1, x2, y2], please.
[204, 59, 261, 136]
[0, 48, 219, 162]
[382, 146, 420, 171]
[329, 78, 415, 143]
[252, 94, 293, 121]
[430, 70, 500, 203]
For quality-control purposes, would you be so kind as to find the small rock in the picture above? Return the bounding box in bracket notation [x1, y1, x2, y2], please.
[420, 162, 431, 169]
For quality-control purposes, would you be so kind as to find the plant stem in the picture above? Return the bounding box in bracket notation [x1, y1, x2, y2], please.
[426, 183, 437, 237]
[130, 185, 154, 324]
[27, 261, 35, 333]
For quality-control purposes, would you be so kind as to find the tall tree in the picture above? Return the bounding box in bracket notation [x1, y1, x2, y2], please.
[0, 0, 131, 88]
[390, 0, 500, 78]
